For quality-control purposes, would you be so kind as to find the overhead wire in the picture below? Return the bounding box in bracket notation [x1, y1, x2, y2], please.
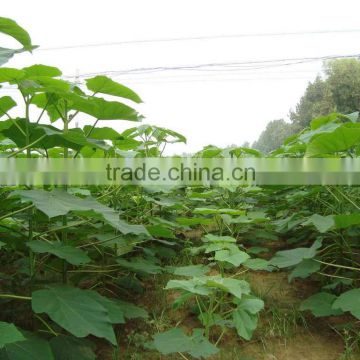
[38, 29, 360, 51]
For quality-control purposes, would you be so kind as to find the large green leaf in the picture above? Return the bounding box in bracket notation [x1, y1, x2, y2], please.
[231, 295, 264, 340]
[147, 225, 175, 239]
[289, 259, 320, 281]
[82, 126, 122, 140]
[0, 323, 25, 349]
[332, 288, 360, 319]
[306, 123, 360, 156]
[300, 292, 343, 317]
[0, 97, 16, 118]
[27, 241, 91, 266]
[165, 278, 213, 296]
[166, 276, 250, 299]
[14, 189, 149, 236]
[0, 48, 25, 67]
[270, 240, 322, 268]
[117, 257, 162, 274]
[0, 68, 25, 83]
[0, 337, 54, 360]
[232, 309, 258, 340]
[1, 120, 95, 151]
[334, 213, 360, 229]
[49, 336, 95, 360]
[113, 300, 148, 320]
[204, 276, 250, 300]
[63, 93, 142, 121]
[153, 328, 218, 358]
[214, 245, 250, 267]
[31, 285, 117, 344]
[85, 76, 142, 103]
[0, 17, 32, 48]
[303, 214, 334, 233]
[23, 65, 61, 78]
[243, 258, 272, 271]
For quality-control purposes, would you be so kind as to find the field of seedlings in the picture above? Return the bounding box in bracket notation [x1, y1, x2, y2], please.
[0, 17, 359, 360]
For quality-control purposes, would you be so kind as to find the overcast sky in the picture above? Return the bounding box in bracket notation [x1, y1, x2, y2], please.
[2, 0, 360, 154]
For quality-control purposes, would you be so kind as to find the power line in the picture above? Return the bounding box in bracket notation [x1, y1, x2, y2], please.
[111, 76, 315, 85]
[63, 53, 360, 79]
[39, 29, 360, 51]
[107, 69, 321, 83]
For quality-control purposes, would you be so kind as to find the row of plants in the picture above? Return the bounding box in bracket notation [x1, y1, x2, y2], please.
[0, 17, 359, 359]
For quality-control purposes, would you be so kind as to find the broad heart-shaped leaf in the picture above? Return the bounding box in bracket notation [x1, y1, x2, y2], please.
[83, 292, 125, 324]
[332, 288, 360, 319]
[243, 258, 273, 271]
[85, 76, 142, 103]
[146, 225, 175, 239]
[0, 96, 16, 118]
[306, 123, 360, 156]
[235, 295, 264, 314]
[204, 276, 250, 300]
[231, 295, 264, 339]
[300, 292, 343, 317]
[117, 257, 162, 274]
[153, 328, 218, 358]
[1, 119, 100, 151]
[165, 278, 213, 296]
[13, 189, 149, 236]
[232, 309, 258, 341]
[289, 259, 320, 281]
[270, 239, 322, 268]
[0, 322, 25, 349]
[0, 48, 26, 67]
[49, 336, 96, 360]
[333, 213, 360, 229]
[303, 214, 335, 233]
[27, 241, 91, 266]
[31, 93, 68, 123]
[166, 276, 250, 299]
[62, 92, 142, 121]
[19, 77, 71, 95]
[31, 285, 117, 345]
[0, 17, 32, 48]
[0, 337, 54, 360]
[0, 68, 25, 82]
[214, 245, 250, 267]
[22, 65, 62, 78]
[82, 126, 122, 140]
[114, 300, 148, 320]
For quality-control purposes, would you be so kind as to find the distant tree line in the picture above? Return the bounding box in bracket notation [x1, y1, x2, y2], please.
[252, 58, 360, 153]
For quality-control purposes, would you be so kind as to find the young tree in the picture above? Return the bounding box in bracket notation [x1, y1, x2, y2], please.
[252, 119, 293, 153]
[289, 76, 334, 130]
[325, 58, 360, 114]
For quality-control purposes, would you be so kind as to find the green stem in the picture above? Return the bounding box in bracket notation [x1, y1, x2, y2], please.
[8, 135, 47, 158]
[0, 294, 31, 301]
[0, 204, 34, 222]
[62, 101, 69, 284]
[24, 98, 35, 285]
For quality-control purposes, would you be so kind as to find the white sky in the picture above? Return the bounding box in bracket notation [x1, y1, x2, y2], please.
[2, 0, 360, 154]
